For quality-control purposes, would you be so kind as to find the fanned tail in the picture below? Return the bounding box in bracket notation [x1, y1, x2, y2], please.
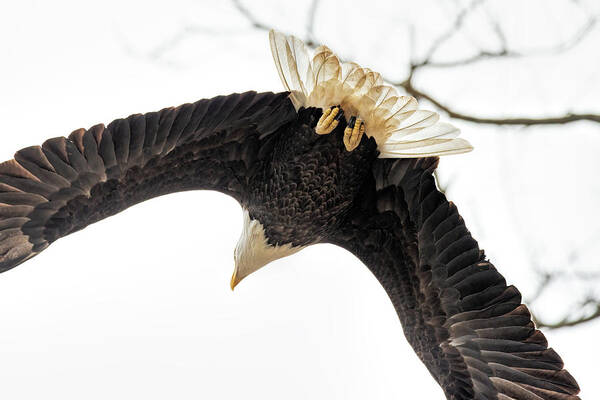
[268, 30, 474, 159]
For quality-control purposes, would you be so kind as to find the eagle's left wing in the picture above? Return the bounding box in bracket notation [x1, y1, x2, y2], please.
[330, 157, 580, 400]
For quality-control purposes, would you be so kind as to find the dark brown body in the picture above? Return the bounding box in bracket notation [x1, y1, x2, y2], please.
[247, 107, 378, 247]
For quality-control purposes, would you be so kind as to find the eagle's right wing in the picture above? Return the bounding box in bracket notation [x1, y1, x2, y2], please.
[331, 157, 580, 400]
[0, 91, 296, 272]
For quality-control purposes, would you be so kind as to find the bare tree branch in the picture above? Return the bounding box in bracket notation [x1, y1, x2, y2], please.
[527, 270, 600, 329]
[532, 297, 600, 330]
[397, 79, 600, 125]
[397, 1, 600, 125]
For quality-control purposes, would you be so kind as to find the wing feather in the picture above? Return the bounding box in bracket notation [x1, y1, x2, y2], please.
[331, 158, 580, 400]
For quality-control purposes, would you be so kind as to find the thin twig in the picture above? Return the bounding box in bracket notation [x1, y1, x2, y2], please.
[231, 0, 270, 31]
[528, 272, 553, 304]
[421, 0, 485, 64]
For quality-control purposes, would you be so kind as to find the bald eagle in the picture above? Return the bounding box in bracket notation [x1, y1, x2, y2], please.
[0, 31, 580, 400]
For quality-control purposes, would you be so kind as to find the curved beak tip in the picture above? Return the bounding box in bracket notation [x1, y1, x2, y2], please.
[230, 270, 239, 291]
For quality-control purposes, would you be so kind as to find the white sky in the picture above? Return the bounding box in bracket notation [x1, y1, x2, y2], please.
[0, 0, 598, 399]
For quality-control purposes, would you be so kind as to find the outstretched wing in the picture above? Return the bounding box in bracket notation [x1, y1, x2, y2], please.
[331, 157, 580, 400]
[0, 91, 296, 273]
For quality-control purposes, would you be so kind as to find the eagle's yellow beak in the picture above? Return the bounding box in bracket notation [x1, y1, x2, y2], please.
[230, 267, 240, 290]
[230, 209, 305, 292]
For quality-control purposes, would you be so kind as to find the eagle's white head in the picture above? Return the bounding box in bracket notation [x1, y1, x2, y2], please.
[231, 209, 304, 289]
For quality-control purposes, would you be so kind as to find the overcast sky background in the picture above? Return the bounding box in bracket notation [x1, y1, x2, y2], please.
[0, 0, 598, 399]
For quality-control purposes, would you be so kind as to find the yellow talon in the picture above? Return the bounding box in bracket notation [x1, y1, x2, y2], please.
[344, 116, 365, 151]
[315, 106, 342, 135]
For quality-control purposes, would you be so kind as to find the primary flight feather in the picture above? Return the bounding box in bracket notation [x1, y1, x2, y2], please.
[0, 31, 580, 400]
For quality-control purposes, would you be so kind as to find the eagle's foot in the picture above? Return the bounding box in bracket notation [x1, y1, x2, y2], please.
[315, 106, 344, 135]
[343, 116, 365, 151]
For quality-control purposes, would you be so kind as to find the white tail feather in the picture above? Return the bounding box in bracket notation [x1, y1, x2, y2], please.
[268, 30, 473, 159]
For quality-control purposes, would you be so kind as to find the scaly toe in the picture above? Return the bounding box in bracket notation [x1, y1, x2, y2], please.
[315, 106, 344, 135]
[343, 116, 365, 151]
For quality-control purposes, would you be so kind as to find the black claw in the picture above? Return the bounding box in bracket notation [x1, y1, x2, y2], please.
[348, 116, 356, 128]
[334, 108, 345, 121]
